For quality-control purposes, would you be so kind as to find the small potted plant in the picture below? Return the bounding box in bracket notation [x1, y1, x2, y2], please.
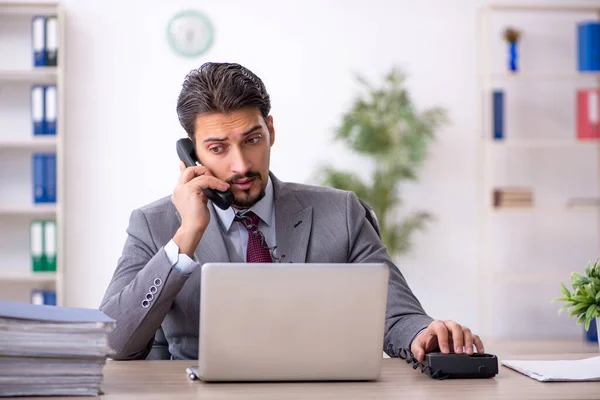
[553, 259, 600, 350]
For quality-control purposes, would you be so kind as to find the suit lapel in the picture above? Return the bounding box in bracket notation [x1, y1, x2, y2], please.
[195, 204, 231, 263]
[272, 174, 313, 263]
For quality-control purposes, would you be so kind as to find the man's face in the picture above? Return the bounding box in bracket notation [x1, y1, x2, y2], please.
[193, 107, 275, 209]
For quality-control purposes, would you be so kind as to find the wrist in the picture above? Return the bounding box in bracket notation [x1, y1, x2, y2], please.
[173, 225, 204, 257]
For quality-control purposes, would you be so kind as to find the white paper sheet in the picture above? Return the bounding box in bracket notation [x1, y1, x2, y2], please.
[501, 356, 600, 382]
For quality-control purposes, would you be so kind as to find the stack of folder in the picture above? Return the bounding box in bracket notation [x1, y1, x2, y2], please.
[493, 187, 534, 208]
[0, 301, 115, 397]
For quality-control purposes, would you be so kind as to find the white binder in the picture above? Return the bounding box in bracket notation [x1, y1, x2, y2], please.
[45, 85, 57, 135]
[31, 86, 45, 135]
[44, 220, 57, 272]
[30, 220, 45, 271]
[32, 16, 46, 66]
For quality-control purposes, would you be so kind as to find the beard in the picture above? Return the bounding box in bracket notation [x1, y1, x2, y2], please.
[227, 171, 267, 209]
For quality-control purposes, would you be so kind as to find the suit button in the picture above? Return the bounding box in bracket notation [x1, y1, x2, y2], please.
[149, 285, 157, 294]
[145, 293, 154, 301]
[154, 278, 162, 286]
[142, 300, 150, 308]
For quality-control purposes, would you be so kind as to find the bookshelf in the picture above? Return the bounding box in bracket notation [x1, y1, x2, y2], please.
[0, 1, 65, 305]
[477, 3, 600, 340]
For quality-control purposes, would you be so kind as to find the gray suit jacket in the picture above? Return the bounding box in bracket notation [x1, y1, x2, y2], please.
[99, 173, 433, 360]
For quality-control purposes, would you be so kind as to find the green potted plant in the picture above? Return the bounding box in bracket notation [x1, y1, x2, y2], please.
[553, 259, 600, 350]
[315, 67, 448, 257]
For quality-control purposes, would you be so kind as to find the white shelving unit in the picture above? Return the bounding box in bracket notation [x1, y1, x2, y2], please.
[0, 1, 65, 305]
[0, 67, 58, 83]
[477, 3, 600, 339]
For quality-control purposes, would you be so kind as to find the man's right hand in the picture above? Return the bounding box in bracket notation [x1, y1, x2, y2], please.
[171, 161, 230, 257]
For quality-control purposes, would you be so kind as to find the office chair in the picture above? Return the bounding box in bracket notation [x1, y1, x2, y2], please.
[145, 198, 382, 360]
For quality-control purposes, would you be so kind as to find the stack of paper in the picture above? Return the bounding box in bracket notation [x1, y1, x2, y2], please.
[0, 301, 115, 397]
[501, 356, 600, 382]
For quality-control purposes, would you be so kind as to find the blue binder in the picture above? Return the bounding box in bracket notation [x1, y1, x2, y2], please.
[45, 153, 56, 203]
[44, 85, 57, 135]
[32, 153, 46, 203]
[493, 90, 504, 140]
[578, 22, 600, 71]
[31, 16, 46, 67]
[31, 85, 45, 135]
[43, 290, 56, 306]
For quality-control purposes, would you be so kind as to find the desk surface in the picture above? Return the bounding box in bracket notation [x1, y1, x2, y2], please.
[18, 340, 600, 400]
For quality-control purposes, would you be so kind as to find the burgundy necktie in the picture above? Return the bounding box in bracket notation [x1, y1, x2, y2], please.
[234, 211, 273, 263]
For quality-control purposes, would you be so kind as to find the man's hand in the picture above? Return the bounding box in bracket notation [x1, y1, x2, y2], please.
[172, 161, 230, 257]
[410, 320, 484, 362]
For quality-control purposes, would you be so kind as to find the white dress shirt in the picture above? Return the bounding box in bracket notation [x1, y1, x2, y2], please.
[164, 177, 276, 274]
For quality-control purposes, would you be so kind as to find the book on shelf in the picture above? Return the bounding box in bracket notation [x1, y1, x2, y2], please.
[576, 89, 600, 140]
[577, 21, 600, 72]
[493, 187, 533, 208]
[492, 90, 504, 140]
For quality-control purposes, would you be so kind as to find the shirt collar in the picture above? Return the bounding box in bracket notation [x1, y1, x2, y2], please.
[214, 176, 274, 232]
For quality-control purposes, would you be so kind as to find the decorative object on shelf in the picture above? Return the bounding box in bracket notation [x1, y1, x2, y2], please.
[577, 21, 600, 72]
[493, 187, 533, 208]
[166, 10, 214, 58]
[314, 67, 448, 257]
[492, 89, 504, 140]
[503, 27, 521, 73]
[553, 259, 600, 350]
[576, 89, 600, 140]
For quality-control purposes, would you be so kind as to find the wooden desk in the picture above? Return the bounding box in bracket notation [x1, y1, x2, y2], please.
[18, 340, 600, 399]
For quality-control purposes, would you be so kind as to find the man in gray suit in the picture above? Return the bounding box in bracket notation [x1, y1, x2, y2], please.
[100, 62, 484, 361]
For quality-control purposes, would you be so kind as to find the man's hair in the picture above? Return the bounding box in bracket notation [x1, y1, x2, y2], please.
[176, 62, 271, 138]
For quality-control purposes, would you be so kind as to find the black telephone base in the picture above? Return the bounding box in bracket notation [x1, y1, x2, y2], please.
[426, 352, 499, 379]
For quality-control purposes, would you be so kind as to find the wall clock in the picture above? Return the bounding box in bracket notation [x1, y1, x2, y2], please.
[166, 10, 214, 58]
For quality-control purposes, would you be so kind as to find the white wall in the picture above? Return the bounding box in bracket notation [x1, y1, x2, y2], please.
[59, 0, 600, 339]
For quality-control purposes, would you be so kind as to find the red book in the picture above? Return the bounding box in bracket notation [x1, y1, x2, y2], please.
[577, 89, 600, 140]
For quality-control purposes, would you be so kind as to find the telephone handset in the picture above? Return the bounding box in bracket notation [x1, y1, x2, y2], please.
[176, 138, 235, 210]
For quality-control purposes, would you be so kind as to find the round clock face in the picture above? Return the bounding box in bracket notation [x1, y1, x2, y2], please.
[166, 10, 214, 58]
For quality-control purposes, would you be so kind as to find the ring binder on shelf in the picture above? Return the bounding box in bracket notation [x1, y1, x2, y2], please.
[31, 86, 45, 135]
[30, 220, 45, 272]
[45, 153, 56, 203]
[44, 220, 57, 272]
[31, 16, 46, 67]
[30, 290, 45, 305]
[44, 85, 57, 135]
[45, 16, 58, 66]
[32, 154, 46, 203]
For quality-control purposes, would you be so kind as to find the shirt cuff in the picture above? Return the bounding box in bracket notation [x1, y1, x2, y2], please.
[164, 239, 197, 275]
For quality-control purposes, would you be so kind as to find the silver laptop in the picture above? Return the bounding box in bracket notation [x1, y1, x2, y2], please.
[191, 262, 389, 382]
